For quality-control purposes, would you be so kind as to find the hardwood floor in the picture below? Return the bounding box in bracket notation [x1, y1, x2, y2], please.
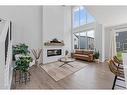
[11, 61, 124, 89]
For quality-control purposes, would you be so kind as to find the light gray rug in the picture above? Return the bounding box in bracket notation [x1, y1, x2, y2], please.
[40, 61, 88, 81]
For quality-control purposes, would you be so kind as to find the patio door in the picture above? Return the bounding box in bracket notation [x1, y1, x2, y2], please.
[116, 31, 127, 60]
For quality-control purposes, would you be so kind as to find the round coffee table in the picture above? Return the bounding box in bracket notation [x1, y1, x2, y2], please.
[59, 57, 75, 67]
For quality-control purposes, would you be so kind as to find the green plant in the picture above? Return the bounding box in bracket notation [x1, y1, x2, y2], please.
[15, 56, 32, 72]
[94, 51, 100, 59]
[13, 43, 30, 60]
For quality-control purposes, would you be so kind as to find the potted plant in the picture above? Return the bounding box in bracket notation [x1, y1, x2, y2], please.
[13, 43, 30, 60]
[94, 51, 100, 63]
[15, 56, 32, 83]
[15, 56, 33, 72]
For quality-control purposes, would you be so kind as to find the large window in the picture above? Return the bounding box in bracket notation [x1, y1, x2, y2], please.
[72, 6, 95, 50]
[73, 30, 94, 50]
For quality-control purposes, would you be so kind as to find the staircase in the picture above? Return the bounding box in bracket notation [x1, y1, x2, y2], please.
[0, 18, 12, 89]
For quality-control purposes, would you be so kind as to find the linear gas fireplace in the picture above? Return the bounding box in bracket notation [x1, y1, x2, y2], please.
[47, 49, 62, 57]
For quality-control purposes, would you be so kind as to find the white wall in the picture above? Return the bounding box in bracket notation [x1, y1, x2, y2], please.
[43, 6, 64, 42]
[42, 6, 65, 64]
[42, 6, 72, 64]
[86, 6, 127, 27]
[104, 27, 111, 60]
[94, 23, 104, 62]
[0, 6, 42, 49]
[0, 41, 5, 89]
[63, 6, 72, 54]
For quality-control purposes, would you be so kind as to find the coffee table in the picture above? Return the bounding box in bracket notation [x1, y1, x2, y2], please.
[59, 57, 75, 67]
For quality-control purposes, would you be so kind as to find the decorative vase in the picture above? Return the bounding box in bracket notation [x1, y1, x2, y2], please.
[95, 59, 99, 63]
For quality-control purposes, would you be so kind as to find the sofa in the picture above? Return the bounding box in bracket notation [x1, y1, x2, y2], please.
[72, 50, 94, 62]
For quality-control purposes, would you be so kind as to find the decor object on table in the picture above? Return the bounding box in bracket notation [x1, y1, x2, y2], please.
[64, 50, 69, 60]
[31, 49, 42, 67]
[59, 57, 75, 67]
[94, 51, 100, 63]
[12, 43, 30, 60]
[65, 50, 69, 56]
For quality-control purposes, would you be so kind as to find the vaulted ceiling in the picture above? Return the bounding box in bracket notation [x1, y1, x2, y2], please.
[86, 6, 127, 27]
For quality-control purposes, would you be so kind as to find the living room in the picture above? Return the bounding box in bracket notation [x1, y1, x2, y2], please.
[0, 5, 127, 90]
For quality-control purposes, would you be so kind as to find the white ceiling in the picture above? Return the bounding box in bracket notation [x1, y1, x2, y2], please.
[86, 6, 127, 27]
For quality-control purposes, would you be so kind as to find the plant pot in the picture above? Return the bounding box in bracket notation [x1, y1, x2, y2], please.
[95, 59, 100, 63]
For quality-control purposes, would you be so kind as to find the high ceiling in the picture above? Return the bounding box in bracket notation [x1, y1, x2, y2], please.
[86, 6, 127, 27]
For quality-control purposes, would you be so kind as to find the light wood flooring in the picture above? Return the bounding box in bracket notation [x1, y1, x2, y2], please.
[11, 61, 125, 89]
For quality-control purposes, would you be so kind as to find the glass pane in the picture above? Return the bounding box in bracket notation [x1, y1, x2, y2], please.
[79, 32, 87, 50]
[79, 6, 86, 26]
[87, 30, 94, 50]
[73, 7, 80, 28]
[73, 33, 80, 49]
[123, 43, 127, 50]
[116, 31, 127, 61]
[87, 12, 95, 24]
[87, 30, 94, 38]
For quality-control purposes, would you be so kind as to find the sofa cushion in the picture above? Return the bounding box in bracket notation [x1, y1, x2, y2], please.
[74, 54, 89, 58]
[75, 50, 83, 54]
[83, 51, 93, 54]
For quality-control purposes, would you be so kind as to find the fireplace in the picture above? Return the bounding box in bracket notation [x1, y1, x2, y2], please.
[47, 49, 62, 57]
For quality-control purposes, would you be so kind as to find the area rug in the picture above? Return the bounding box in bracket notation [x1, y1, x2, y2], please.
[40, 61, 88, 81]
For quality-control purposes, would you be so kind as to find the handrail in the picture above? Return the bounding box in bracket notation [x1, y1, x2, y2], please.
[0, 20, 10, 42]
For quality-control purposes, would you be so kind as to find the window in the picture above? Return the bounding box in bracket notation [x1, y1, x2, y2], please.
[73, 30, 95, 50]
[72, 6, 95, 50]
[73, 6, 95, 28]
[116, 31, 127, 52]
[116, 31, 127, 61]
